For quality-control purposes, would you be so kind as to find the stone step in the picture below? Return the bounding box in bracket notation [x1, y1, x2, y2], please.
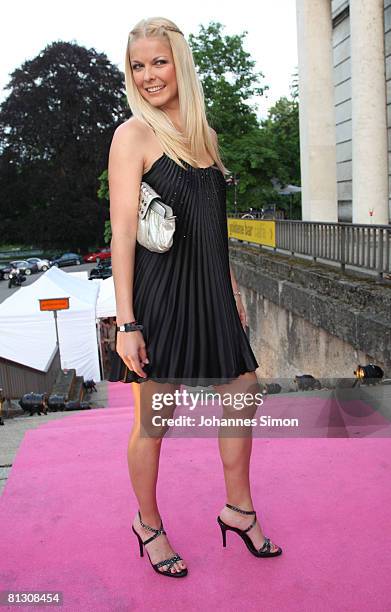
[50, 369, 76, 401]
[69, 376, 85, 402]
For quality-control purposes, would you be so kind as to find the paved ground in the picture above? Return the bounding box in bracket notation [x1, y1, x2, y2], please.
[0, 381, 108, 496]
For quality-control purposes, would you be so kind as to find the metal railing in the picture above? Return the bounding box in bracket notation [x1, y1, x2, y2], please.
[228, 217, 391, 277]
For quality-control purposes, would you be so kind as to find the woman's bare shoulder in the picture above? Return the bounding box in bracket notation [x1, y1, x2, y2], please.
[112, 117, 150, 150]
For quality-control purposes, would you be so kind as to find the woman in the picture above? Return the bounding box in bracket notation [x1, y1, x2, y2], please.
[108, 16, 282, 579]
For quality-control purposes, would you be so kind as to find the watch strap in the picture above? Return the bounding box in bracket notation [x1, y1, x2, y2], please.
[116, 322, 144, 332]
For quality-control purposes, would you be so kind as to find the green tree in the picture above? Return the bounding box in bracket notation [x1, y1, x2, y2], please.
[259, 88, 301, 217]
[261, 95, 300, 186]
[0, 41, 130, 249]
[188, 21, 268, 137]
[188, 21, 298, 213]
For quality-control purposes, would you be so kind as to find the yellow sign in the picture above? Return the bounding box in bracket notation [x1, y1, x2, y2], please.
[227, 219, 276, 247]
[39, 297, 70, 311]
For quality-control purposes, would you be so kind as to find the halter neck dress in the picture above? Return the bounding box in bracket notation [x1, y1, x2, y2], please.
[112, 152, 259, 387]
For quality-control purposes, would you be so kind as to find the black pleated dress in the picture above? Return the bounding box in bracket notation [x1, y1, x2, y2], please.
[109, 152, 259, 387]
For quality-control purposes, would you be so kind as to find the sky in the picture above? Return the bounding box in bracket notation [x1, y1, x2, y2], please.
[1, 0, 298, 120]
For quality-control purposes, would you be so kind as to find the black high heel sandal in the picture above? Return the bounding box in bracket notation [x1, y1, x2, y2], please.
[217, 503, 282, 558]
[131, 510, 188, 578]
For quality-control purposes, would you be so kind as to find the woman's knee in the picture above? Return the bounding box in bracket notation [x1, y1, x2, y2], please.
[139, 382, 181, 438]
[215, 372, 263, 419]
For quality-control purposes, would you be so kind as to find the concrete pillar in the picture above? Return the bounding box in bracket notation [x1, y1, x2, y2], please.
[351, 0, 389, 225]
[296, 0, 338, 222]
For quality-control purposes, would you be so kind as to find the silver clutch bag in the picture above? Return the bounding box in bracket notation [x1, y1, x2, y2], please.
[137, 181, 176, 253]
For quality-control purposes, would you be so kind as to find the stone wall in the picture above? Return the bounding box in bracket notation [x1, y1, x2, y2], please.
[229, 245, 391, 379]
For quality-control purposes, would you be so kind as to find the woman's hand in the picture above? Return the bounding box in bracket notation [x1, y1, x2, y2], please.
[116, 331, 149, 379]
[234, 295, 247, 329]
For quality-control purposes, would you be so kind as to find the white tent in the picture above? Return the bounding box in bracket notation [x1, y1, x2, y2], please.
[0, 266, 101, 380]
[95, 276, 116, 318]
[68, 271, 89, 280]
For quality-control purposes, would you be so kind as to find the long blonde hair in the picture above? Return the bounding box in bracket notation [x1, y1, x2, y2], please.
[124, 16, 228, 174]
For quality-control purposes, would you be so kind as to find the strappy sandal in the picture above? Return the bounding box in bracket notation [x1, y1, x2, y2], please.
[131, 510, 188, 577]
[217, 503, 282, 557]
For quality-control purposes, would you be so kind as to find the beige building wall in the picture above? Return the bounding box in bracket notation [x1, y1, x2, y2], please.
[297, 0, 391, 224]
[296, 0, 338, 222]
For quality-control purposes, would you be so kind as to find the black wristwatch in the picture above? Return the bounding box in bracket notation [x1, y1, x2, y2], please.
[116, 321, 144, 332]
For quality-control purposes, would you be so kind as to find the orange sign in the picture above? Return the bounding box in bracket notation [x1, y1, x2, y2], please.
[39, 297, 70, 311]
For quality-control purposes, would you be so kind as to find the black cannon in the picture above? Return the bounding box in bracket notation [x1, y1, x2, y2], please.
[19, 393, 49, 416]
[64, 400, 91, 411]
[353, 364, 384, 386]
[47, 394, 67, 412]
[294, 375, 322, 391]
[263, 383, 282, 395]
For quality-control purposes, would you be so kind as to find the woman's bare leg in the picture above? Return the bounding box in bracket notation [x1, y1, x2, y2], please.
[213, 371, 280, 552]
[128, 380, 187, 573]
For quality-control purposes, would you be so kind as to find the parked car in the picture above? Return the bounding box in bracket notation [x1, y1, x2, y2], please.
[50, 253, 83, 267]
[83, 248, 111, 263]
[89, 259, 112, 280]
[26, 257, 51, 271]
[0, 265, 8, 281]
[0, 260, 38, 280]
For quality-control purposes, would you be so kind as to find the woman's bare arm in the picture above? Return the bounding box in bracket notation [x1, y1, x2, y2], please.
[108, 119, 149, 377]
[108, 119, 145, 325]
[229, 265, 239, 292]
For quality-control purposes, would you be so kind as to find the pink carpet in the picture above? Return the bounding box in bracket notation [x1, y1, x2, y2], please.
[0, 382, 391, 611]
